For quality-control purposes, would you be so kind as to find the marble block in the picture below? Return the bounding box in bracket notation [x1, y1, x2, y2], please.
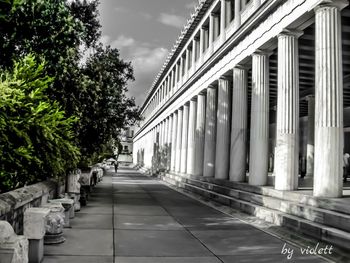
[0, 221, 29, 263]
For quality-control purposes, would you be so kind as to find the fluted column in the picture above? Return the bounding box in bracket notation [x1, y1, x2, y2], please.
[171, 111, 178, 171]
[167, 115, 173, 171]
[179, 57, 184, 85]
[187, 99, 197, 175]
[234, 0, 241, 28]
[220, 0, 227, 42]
[180, 104, 190, 173]
[163, 118, 169, 170]
[275, 31, 301, 191]
[194, 93, 206, 176]
[249, 51, 270, 186]
[306, 96, 315, 177]
[203, 85, 217, 178]
[225, 0, 232, 25]
[209, 14, 214, 53]
[314, 2, 346, 197]
[185, 49, 190, 80]
[215, 77, 231, 180]
[175, 107, 183, 173]
[200, 28, 204, 63]
[170, 71, 174, 95]
[192, 39, 197, 72]
[230, 67, 248, 182]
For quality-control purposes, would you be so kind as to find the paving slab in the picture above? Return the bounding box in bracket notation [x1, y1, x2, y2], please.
[114, 204, 169, 216]
[219, 254, 323, 263]
[114, 229, 212, 257]
[71, 213, 113, 229]
[115, 215, 183, 230]
[44, 229, 113, 256]
[114, 256, 221, 263]
[176, 216, 255, 230]
[43, 256, 113, 263]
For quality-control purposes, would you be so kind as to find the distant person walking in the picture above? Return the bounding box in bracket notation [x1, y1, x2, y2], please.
[343, 153, 350, 182]
[114, 161, 119, 173]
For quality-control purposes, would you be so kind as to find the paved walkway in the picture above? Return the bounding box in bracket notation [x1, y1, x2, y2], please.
[43, 167, 324, 263]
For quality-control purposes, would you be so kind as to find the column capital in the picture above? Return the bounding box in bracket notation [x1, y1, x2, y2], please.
[278, 29, 304, 39]
[219, 75, 230, 81]
[305, 95, 315, 101]
[198, 90, 207, 96]
[252, 49, 273, 57]
[313, 0, 348, 11]
[207, 83, 216, 90]
[234, 64, 249, 71]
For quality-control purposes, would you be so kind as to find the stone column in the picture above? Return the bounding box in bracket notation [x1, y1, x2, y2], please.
[170, 71, 174, 95]
[220, 0, 227, 42]
[192, 38, 197, 71]
[225, 0, 232, 24]
[179, 57, 184, 85]
[171, 111, 178, 171]
[203, 85, 217, 178]
[24, 208, 50, 263]
[209, 14, 214, 53]
[200, 28, 204, 63]
[180, 104, 190, 173]
[167, 114, 173, 170]
[187, 99, 197, 174]
[175, 107, 183, 172]
[249, 51, 270, 186]
[194, 93, 206, 176]
[234, 0, 241, 28]
[215, 77, 231, 180]
[306, 95, 315, 177]
[185, 49, 190, 79]
[230, 67, 248, 182]
[314, 2, 346, 197]
[275, 31, 301, 191]
[175, 63, 179, 90]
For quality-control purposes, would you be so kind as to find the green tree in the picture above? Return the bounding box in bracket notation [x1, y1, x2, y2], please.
[0, 0, 141, 175]
[78, 45, 140, 161]
[0, 55, 80, 192]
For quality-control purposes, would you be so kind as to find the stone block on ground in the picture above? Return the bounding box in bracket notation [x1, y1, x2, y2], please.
[41, 203, 65, 245]
[0, 221, 28, 263]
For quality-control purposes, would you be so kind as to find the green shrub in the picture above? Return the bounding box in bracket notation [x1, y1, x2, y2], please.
[0, 54, 80, 192]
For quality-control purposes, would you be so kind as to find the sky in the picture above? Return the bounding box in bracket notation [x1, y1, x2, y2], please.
[97, 0, 198, 107]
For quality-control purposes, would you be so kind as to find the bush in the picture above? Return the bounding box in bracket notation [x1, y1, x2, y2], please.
[0, 54, 80, 192]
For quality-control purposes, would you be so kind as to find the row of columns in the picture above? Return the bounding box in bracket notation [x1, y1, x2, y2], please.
[141, 2, 345, 198]
[143, 0, 254, 122]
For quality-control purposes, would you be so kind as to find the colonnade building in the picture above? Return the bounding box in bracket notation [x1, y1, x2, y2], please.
[133, 0, 350, 200]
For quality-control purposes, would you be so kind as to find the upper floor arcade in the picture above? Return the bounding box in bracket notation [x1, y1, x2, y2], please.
[139, 0, 270, 125]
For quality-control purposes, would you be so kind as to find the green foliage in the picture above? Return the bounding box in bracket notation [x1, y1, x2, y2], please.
[78, 45, 141, 159]
[0, 0, 141, 188]
[0, 55, 80, 192]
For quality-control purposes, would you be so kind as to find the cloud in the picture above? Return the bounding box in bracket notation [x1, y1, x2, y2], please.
[110, 35, 135, 48]
[114, 7, 129, 13]
[185, 2, 197, 10]
[158, 13, 186, 29]
[100, 34, 168, 105]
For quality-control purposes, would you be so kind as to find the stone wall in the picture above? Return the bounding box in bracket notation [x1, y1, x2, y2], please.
[0, 181, 60, 234]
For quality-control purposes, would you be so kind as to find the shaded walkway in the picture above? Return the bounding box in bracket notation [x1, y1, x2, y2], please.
[43, 167, 325, 263]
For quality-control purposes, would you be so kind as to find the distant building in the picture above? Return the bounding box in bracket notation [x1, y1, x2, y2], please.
[118, 127, 135, 163]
